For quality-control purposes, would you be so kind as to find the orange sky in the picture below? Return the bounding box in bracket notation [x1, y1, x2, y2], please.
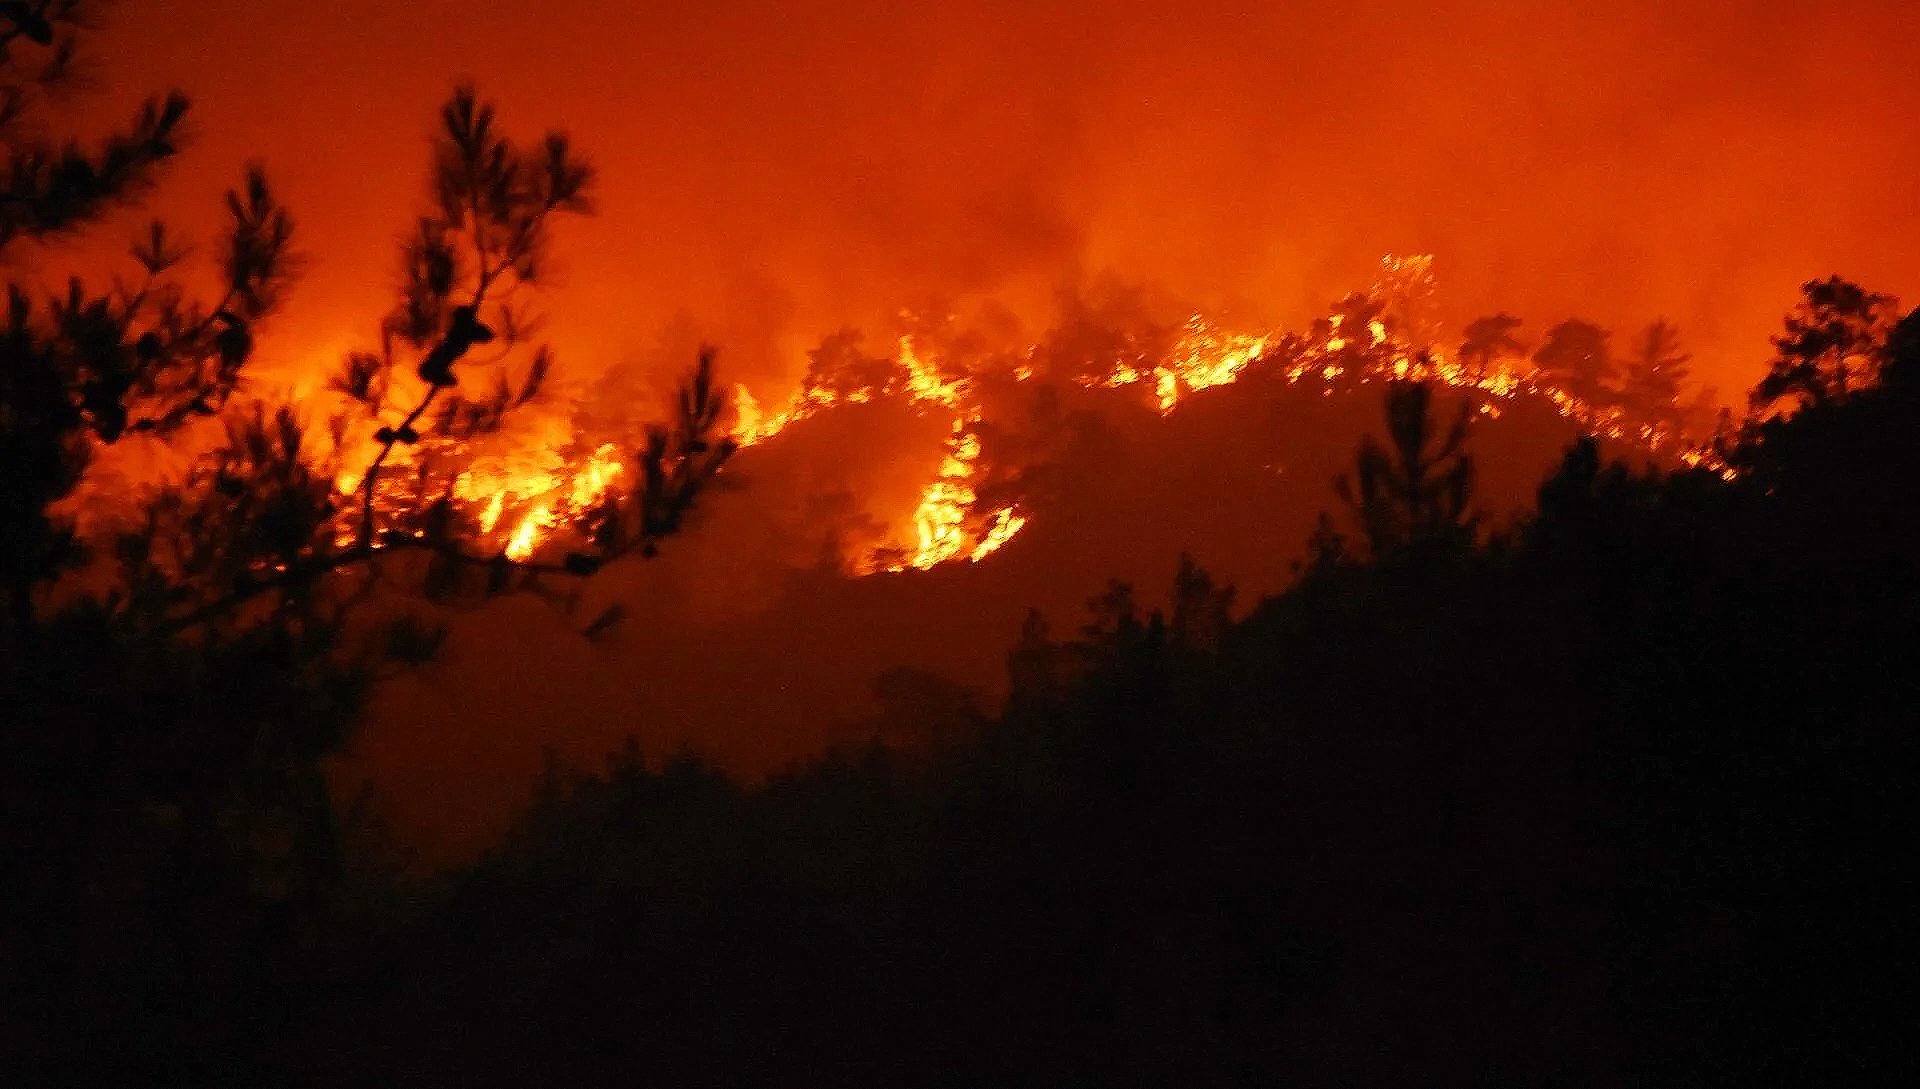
[63, 0, 1920, 404]
[43, 0, 1920, 859]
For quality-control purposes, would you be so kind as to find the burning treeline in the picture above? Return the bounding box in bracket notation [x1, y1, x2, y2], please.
[335, 253, 1725, 583]
[32, 85, 1744, 639]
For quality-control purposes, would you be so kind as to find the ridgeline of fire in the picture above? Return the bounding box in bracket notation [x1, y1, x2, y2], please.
[5, 18, 1917, 1088]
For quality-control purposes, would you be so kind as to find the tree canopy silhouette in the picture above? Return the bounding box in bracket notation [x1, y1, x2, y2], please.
[1, 2, 190, 251]
[1335, 380, 1478, 560]
[5, 12, 1917, 1081]
[2, 51, 296, 643]
[1617, 317, 1691, 425]
[1531, 317, 1615, 405]
[1458, 311, 1525, 377]
[1750, 275, 1900, 414]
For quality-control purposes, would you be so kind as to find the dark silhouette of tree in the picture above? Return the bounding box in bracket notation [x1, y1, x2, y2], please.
[1167, 551, 1233, 651]
[1750, 275, 1900, 414]
[2, 161, 296, 639]
[1, 3, 190, 251]
[582, 346, 737, 563]
[175, 283, 1909, 1087]
[860, 666, 985, 754]
[1323, 290, 1392, 374]
[337, 85, 593, 547]
[1077, 577, 1145, 658]
[1677, 382, 1723, 438]
[1731, 286, 1919, 539]
[152, 88, 731, 632]
[1335, 380, 1477, 559]
[1005, 606, 1066, 715]
[1040, 278, 1176, 387]
[2, 66, 735, 1084]
[1616, 317, 1691, 425]
[1531, 318, 1615, 405]
[1883, 307, 1920, 393]
[0, 20, 358, 1069]
[1295, 510, 1352, 581]
[1458, 312, 1525, 378]
[9, 32, 1917, 1078]
[799, 327, 899, 399]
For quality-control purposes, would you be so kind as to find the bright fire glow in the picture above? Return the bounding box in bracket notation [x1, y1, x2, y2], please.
[969, 506, 1028, 563]
[899, 426, 983, 571]
[442, 441, 623, 562]
[504, 505, 549, 562]
[342, 254, 1725, 574]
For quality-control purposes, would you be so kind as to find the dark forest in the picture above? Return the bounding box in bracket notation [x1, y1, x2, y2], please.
[5, 3, 1917, 1085]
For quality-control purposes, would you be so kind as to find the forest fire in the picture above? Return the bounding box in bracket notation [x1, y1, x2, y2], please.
[347, 256, 1727, 574]
[12, 4, 1918, 1083]
[456, 441, 624, 561]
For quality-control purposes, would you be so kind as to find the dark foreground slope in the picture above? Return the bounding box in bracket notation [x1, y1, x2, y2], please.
[347, 371, 1632, 860]
[301, 351, 1915, 1087]
[11, 320, 1918, 1087]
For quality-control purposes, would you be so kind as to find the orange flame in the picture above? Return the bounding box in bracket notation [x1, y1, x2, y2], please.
[900, 426, 983, 570]
[341, 254, 1724, 575]
[504, 505, 549, 562]
[447, 440, 623, 561]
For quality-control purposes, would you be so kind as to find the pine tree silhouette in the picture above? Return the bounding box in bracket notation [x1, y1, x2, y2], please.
[1458, 312, 1526, 379]
[1335, 380, 1478, 560]
[1617, 318, 1691, 426]
[2, 3, 188, 251]
[1532, 318, 1615, 406]
[1750, 276, 1900, 414]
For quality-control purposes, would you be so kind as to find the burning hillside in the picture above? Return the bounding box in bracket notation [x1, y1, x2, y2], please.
[326, 255, 1721, 589]
[10, 6, 1918, 1080]
[316, 255, 1737, 860]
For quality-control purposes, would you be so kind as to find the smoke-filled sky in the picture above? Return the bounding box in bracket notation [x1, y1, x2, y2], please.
[45, 0, 1920, 860]
[72, 0, 1920, 403]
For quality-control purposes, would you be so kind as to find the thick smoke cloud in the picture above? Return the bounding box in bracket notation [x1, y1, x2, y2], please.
[58, 0, 1918, 860]
[79, 0, 1920, 401]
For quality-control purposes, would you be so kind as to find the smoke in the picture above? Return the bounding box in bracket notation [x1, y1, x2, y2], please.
[70, 0, 1917, 403]
[340, 284, 1639, 862]
[53, 0, 1918, 859]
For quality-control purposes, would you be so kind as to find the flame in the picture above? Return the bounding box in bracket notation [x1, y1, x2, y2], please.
[900, 426, 983, 570]
[716, 255, 1720, 576]
[734, 384, 764, 444]
[726, 333, 1028, 573]
[733, 381, 824, 449]
[479, 492, 505, 533]
[891, 420, 1030, 571]
[424, 440, 626, 561]
[337, 253, 1721, 576]
[969, 506, 1027, 562]
[568, 443, 624, 510]
[900, 335, 968, 409]
[1151, 316, 1269, 413]
[504, 505, 548, 562]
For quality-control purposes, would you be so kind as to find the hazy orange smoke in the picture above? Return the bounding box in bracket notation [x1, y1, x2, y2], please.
[43, 0, 1918, 860]
[65, 0, 1920, 413]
